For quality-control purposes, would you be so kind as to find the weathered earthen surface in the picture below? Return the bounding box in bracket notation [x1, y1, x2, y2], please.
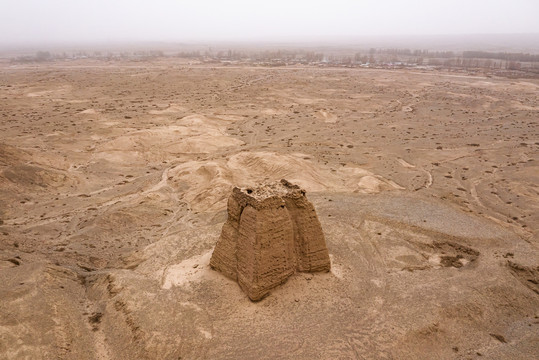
[210, 179, 331, 300]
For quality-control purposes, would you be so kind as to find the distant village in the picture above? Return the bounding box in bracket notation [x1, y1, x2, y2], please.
[9, 47, 539, 78]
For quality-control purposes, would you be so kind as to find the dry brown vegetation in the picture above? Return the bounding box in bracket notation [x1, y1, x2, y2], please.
[0, 58, 538, 359]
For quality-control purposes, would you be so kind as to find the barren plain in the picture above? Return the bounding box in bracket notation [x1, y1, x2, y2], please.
[0, 59, 538, 359]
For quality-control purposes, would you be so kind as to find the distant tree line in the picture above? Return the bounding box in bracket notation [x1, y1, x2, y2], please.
[462, 51, 539, 62]
[375, 48, 456, 58]
[11, 50, 165, 63]
[358, 48, 539, 61]
[176, 51, 201, 58]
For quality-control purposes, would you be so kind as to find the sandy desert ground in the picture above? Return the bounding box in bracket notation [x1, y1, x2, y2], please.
[0, 58, 538, 359]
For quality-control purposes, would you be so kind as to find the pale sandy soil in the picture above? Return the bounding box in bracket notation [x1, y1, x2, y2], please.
[0, 59, 538, 359]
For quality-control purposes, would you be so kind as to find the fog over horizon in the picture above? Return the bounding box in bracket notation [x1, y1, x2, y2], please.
[1, 0, 539, 48]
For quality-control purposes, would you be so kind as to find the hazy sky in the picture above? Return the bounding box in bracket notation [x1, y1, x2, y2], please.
[1, 0, 539, 44]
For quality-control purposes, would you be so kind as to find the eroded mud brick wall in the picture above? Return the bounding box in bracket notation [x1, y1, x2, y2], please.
[210, 180, 330, 301]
